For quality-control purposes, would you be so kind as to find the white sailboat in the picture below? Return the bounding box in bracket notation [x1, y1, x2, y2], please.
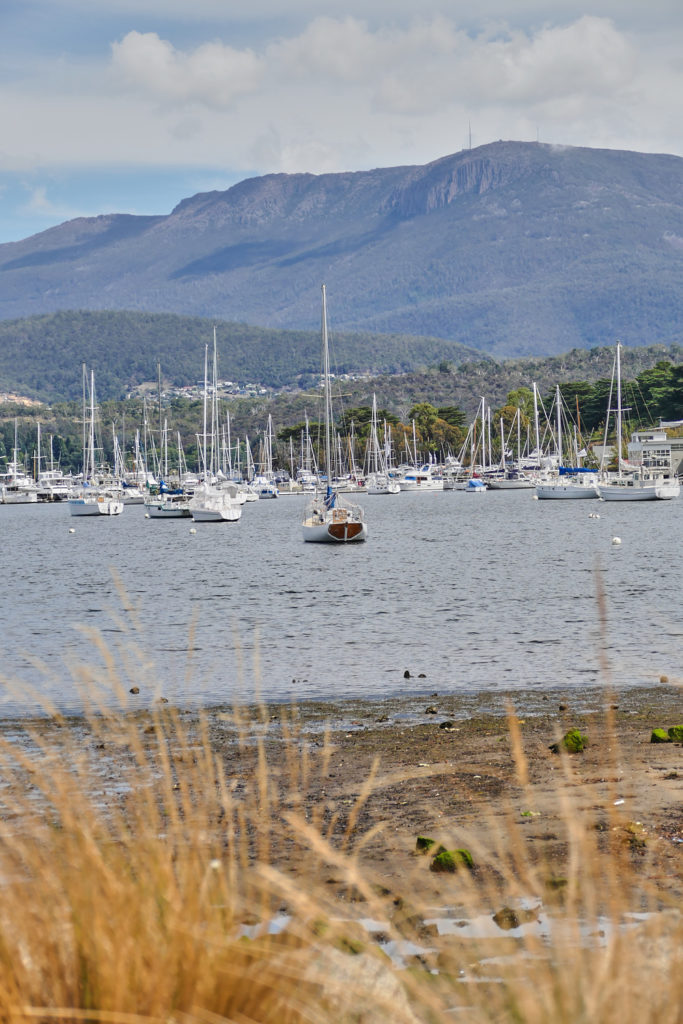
[144, 432, 193, 518]
[253, 415, 279, 498]
[189, 331, 242, 522]
[365, 394, 400, 494]
[302, 286, 368, 543]
[68, 368, 123, 516]
[536, 386, 599, 500]
[486, 411, 535, 490]
[597, 344, 680, 501]
[0, 420, 39, 504]
[36, 429, 72, 502]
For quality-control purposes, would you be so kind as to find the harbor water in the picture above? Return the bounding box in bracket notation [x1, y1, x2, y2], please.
[1, 490, 681, 716]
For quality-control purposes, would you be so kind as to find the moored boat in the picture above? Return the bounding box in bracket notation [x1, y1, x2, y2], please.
[302, 285, 367, 544]
[598, 344, 680, 501]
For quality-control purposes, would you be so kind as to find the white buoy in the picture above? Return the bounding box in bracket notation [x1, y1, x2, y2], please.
[68, 527, 75, 534]
[144, 512, 150, 518]
[612, 536, 621, 546]
[532, 494, 538, 500]
[190, 527, 197, 534]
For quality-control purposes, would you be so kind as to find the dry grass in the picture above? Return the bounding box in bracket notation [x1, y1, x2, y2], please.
[0, 677, 680, 1024]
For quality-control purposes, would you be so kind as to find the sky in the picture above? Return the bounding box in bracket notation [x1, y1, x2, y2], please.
[1, 0, 682, 243]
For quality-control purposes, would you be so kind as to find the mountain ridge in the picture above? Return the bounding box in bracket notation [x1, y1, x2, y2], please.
[2, 141, 683, 358]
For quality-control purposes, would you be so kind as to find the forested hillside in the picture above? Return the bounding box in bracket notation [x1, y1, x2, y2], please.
[0, 310, 482, 403]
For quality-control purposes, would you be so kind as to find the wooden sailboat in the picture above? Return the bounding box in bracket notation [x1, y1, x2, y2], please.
[302, 286, 368, 543]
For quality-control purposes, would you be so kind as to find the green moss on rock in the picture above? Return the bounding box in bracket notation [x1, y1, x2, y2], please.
[667, 725, 683, 742]
[549, 728, 588, 754]
[651, 728, 672, 743]
[430, 848, 474, 873]
[415, 836, 436, 853]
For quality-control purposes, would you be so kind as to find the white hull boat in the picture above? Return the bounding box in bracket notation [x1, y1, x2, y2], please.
[486, 473, 535, 490]
[598, 344, 680, 502]
[145, 493, 193, 518]
[69, 492, 124, 516]
[366, 473, 400, 495]
[536, 474, 600, 500]
[398, 466, 443, 491]
[598, 475, 680, 501]
[1, 484, 38, 504]
[189, 483, 242, 522]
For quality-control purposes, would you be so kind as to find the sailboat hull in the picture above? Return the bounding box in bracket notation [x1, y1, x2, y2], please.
[536, 482, 599, 499]
[597, 478, 680, 501]
[69, 495, 124, 516]
[302, 517, 368, 543]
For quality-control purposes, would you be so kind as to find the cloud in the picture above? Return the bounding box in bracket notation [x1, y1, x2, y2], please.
[111, 31, 264, 107]
[107, 15, 639, 119]
[1, 11, 682, 182]
[20, 184, 88, 222]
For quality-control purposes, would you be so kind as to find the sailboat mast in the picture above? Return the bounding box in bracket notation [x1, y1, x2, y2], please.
[202, 343, 208, 479]
[616, 341, 622, 478]
[533, 383, 540, 468]
[556, 384, 563, 467]
[35, 420, 42, 481]
[210, 327, 218, 478]
[81, 363, 87, 479]
[321, 284, 332, 486]
[88, 369, 96, 482]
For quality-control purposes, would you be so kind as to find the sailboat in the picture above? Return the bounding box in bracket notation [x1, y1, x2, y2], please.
[302, 286, 368, 543]
[366, 394, 400, 495]
[536, 386, 599, 499]
[597, 344, 680, 501]
[68, 368, 124, 516]
[189, 331, 242, 522]
[485, 410, 535, 489]
[0, 420, 39, 504]
[252, 415, 279, 498]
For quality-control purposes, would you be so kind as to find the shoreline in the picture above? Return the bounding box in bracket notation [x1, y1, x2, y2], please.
[1, 680, 679, 730]
[5, 683, 681, 906]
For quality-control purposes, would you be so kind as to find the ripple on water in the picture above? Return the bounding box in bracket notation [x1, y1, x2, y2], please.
[1, 493, 682, 714]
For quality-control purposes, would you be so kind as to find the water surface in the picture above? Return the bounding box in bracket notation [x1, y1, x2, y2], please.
[1, 491, 680, 715]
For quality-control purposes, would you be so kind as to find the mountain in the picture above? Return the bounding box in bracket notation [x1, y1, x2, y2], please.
[2, 141, 683, 358]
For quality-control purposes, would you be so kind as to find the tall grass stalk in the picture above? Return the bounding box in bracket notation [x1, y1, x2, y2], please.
[0, 663, 680, 1022]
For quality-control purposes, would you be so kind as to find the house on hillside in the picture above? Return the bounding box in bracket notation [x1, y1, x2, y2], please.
[627, 425, 683, 477]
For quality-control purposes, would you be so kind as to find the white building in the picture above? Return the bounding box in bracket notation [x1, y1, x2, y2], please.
[628, 425, 683, 476]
